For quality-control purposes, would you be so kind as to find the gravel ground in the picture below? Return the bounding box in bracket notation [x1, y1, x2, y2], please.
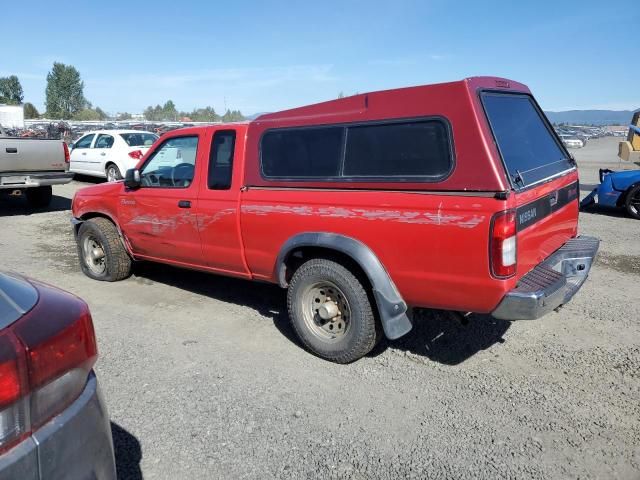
[0, 136, 638, 479]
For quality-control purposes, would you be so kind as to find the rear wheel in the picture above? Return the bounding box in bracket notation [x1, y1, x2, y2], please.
[25, 186, 52, 208]
[625, 185, 640, 220]
[287, 258, 378, 363]
[77, 218, 132, 281]
[106, 164, 122, 182]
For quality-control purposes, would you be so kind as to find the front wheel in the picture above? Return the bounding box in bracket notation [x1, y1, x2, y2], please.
[106, 164, 122, 182]
[77, 218, 132, 281]
[287, 258, 379, 363]
[625, 185, 640, 220]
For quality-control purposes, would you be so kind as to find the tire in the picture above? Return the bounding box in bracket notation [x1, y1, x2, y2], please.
[625, 185, 640, 220]
[106, 164, 122, 182]
[77, 217, 132, 281]
[287, 258, 379, 363]
[25, 186, 52, 208]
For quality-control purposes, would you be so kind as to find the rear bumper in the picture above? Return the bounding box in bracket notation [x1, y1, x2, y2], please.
[0, 172, 74, 189]
[492, 236, 599, 320]
[0, 372, 117, 480]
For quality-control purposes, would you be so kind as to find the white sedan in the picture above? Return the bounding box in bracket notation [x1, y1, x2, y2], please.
[558, 134, 584, 149]
[69, 130, 159, 181]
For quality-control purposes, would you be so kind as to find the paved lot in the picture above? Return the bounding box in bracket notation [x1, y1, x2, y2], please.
[0, 137, 638, 479]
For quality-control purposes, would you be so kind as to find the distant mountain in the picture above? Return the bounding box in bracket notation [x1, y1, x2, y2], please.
[544, 109, 638, 126]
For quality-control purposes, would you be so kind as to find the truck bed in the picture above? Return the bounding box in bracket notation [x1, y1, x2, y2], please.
[0, 137, 68, 173]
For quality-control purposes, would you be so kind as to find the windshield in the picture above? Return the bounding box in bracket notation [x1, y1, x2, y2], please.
[120, 132, 158, 147]
[481, 92, 574, 189]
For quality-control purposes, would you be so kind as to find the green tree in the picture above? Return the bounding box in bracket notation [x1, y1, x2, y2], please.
[0, 75, 24, 104]
[144, 104, 163, 121]
[45, 63, 86, 119]
[73, 109, 101, 121]
[117, 112, 132, 120]
[221, 109, 244, 123]
[71, 106, 108, 121]
[162, 100, 177, 121]
[189, 106, 219, 122]
[95, 106, 108, 120]
[23, 102, 40, 119]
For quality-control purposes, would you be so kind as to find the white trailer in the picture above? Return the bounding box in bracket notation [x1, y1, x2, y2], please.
[0, 104, 25, 129]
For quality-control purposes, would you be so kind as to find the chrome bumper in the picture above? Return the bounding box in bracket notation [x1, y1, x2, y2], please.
[0, 172, 74, 189]
[0, 372, 117, 480]
[492, 236, 600, 320]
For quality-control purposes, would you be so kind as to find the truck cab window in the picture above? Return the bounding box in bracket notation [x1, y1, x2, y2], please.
[140, 136, 198, 188]
[208, 130, 235, 190]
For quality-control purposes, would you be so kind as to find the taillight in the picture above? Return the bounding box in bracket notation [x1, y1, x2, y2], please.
[128, 150, 144, 160]
[490, 209, 517, 278]
[0, 282, 97, 453]
[0, 332, 29, 454]
[63, 142, 70, 163]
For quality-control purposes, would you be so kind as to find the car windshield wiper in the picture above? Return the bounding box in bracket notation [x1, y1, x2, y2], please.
[512, 169, 525, 187]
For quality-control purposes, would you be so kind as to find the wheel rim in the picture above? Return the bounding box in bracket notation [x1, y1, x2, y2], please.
[82, 235, 106, 275]
[107, 167, 118, 182]
[630, 191, 640, 215]
[301, 281, 351, 342]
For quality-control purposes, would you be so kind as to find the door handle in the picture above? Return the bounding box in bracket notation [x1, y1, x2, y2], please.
[5, 147, 17, 154]
[178, 200, 191, 208]
[82, 152, 87, 155]
[100, 152, 106, 156]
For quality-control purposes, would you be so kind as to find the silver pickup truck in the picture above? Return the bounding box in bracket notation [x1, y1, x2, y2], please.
[0, 126, 73, 207]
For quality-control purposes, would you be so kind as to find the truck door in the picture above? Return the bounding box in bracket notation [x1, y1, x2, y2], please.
[117, 133, 205, 266]
[197, 128, 251, 277]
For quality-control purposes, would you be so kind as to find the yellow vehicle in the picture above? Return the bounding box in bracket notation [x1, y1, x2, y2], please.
[618, 112, 640, 163]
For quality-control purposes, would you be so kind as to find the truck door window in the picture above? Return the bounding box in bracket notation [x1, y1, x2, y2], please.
[208, 130, 236, 190]
[94, 134, 114, 149]
[139, 136, 198, 188]
[75, 134, 94, 149]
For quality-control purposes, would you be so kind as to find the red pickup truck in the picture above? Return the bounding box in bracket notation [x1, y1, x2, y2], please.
[72, 77, 599, 363]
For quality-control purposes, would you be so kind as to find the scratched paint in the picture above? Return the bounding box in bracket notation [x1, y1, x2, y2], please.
[241, 204, 484, 228]
[128, 211, 199, 235]
[197, 208, 236, 231]
[129, 208, 238, 236]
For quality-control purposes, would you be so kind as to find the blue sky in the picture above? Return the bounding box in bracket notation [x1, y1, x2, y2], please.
[2, 0, 638, 115]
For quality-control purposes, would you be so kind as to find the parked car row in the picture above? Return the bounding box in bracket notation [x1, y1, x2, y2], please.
[553, 125, 610, 148]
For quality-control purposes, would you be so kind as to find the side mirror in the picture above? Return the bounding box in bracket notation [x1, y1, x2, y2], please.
[124, 168, 141, 189]
[68, 143, 75, 150]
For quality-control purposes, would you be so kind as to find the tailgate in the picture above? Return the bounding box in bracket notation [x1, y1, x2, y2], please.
[513, 172, 579, 278]
[0, 139, 66, 172]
